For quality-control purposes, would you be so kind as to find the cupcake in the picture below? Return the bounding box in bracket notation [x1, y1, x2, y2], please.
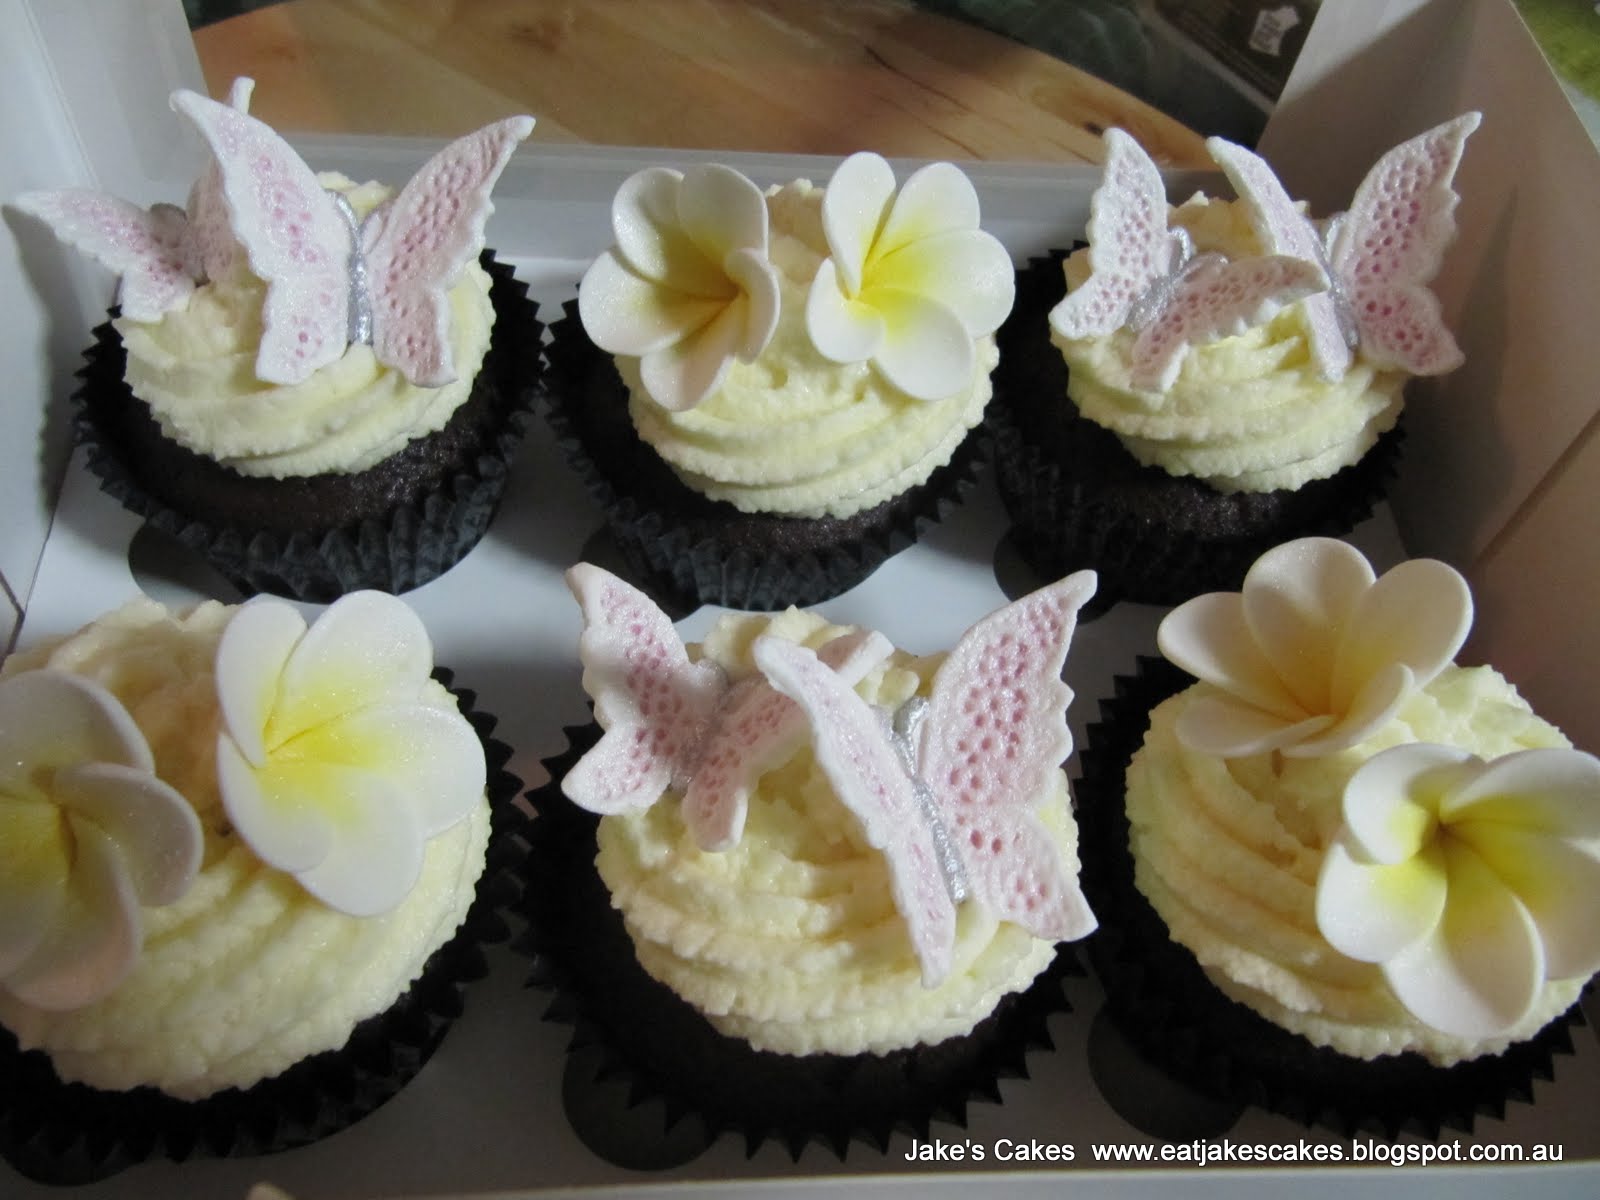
[544, 152, 1013, 611]
[0, 590, 524, 1184]
[519, 563, 1098, 1158]
[13, 78, 541, 602]
[993, 115, 1479, 606]
[1077, 536, 1599, 1136]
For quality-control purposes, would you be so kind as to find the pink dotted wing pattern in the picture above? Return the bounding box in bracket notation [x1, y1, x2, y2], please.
[1329, 113, 1479, 375]
[173, 89, 352, 386]
[1130, 253, 1327, 391]
[14, 191, 200, 322]
[753, 636, 959, 988]
[1049, 128, 1173, 339]
[681, 629, 893, 851]
[563, 564, 726, 816]
[1208, 136, 1351, 381]
[918, 572, 1099, 942]
[362, 116, 535, 387]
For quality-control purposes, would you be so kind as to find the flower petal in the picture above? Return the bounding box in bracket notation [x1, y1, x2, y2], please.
[1157, 592, 1304, 719]
[217, 733, 331, 874]
[3, 821, 139, 1010]
[1317, 838, 1447, 963]
[822, 151, 895, 297]
[679, 163, 768, 265]
[723, 246, 780, 362]
[0, 670, 154, 785]
[1454, 822, 1600, 980]
[53, 762, 201, 906]
[1241, 538, 1376, 715]
[876, 160, 981, 259]
[861, 285, 973, 401]
[1173, 693, 1334, 758]
[1289, 662, 1413, 757]
[215, 598, 306, 769]
[291, 767, 426, 917]
[806, 258, 883, 365]
[1441, 747, 1600, 838]
[1331, 557, 1472, 711]
[1383, 841, 1542, 1037]
[578, 250, 723, 357]
[611, 167, 733, 298]
[0, 793, 69, 977]
[871, 227, 1014, 336]
[639, 298, 747, 412]
[1337, 743, 1469, 863]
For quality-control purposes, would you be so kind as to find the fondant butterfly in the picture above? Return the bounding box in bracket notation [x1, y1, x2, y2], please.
[1049, 127, 1328, 392]
[12, 77, 254, 322]
[563, 562, 894, 850]
[1209, 113, 1479, 381]
[753, 571, 1099, 987]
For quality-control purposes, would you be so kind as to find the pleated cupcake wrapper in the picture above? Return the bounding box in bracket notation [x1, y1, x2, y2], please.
[73, 252, 541, 604]
[514, 721, 1082, 1162]
[990, 253, 1401, 607]
[0, 672, 530, 1187]
[1074, 656, 1585, 1140]
[541, 302, 988, 612]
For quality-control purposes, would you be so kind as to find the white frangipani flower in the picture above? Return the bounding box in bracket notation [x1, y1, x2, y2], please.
[214, 592, 484, 917]
[806, 152, 1014, 401]
[1317, 744, 1600, 1037]
[1157, 537, 1472, 758]
[0, 670, 201, 1010]
[578, 163, 780, 412]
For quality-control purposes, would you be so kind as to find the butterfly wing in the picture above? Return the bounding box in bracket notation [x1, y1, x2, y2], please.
[171, 88, 352, 386]
[361, 115, 535, 386]
[1048, 127, 1176, 340]
[14, 191, 199, 321]
[1208, 135, 1351, 380]
[1328, 113, 1480, 375]
[753, 635, 958, 988]
[1129, 252, 1328, 390]
[563, 564, 726, 815]
[681, 629, 893, 851]
[917, 571, 1099, 942]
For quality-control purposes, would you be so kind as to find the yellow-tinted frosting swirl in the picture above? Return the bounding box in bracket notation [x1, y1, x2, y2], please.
[594, 609, 1073, 1056]
[1053, 196, 1405, 493]
[113, 176, 495, 480]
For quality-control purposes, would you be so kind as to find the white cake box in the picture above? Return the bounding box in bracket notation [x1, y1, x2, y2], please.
[2, 1, 1597, 1197]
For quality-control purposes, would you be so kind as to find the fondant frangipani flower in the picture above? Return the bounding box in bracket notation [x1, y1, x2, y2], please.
[1157, 537, 1472, 758]
[214, 592, 484, 917]
[579, 164, 781, 412]
[1317, 744, 1600, 1037]
[806, 152, 1014, 401]
[0, 670, 201, 1010]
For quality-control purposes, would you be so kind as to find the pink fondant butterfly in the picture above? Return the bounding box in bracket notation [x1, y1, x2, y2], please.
[1209, 113, 1480, 380]
[563, 563, 893, 850]
[752, 572, 1098, 987]
[172, 89, 532, 387]
[12, 78, 253, 322]
[1049, 127, 1328, 392]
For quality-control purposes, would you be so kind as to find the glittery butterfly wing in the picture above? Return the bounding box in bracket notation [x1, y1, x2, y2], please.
[184, 77, 257, 283]
[1051, 128, 1326, 391]
[753, 635, 960, 988]
[563, 564, 727, 815]
[171, 88, 355, 386]
[916, 571, 1099, 943]
[1324, 113, 1480, 375]
[11, 191, 201, 321]
[1208, 135, 1353, 381]
[681, 628, 894, 851]
[359, 115, 534, 387]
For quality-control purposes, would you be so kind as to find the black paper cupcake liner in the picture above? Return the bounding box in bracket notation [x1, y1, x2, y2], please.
[74, 252, 542, 604]
[990, 252, 1401, 606]
[1075, 656, 1585, 1139]
[0, 672, 529, 1187]
[541, 302, 988, 612]
[514, 721, 1081, 1162]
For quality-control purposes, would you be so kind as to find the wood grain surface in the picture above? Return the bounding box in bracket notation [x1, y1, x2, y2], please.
[192, 0, 1210, 165]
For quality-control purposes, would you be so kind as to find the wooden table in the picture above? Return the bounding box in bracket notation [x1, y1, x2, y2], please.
[192, 0, 1211, 166]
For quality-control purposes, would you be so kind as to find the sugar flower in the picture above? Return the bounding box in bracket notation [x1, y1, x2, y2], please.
[579, 163, 780, 412]
[806, 152, 1014, 401]
[1157, 537, 1472, 758]
[1317, 744, 1600, 1036]
[0, 670, 201, 1010]
[214, 592, 484, 916]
